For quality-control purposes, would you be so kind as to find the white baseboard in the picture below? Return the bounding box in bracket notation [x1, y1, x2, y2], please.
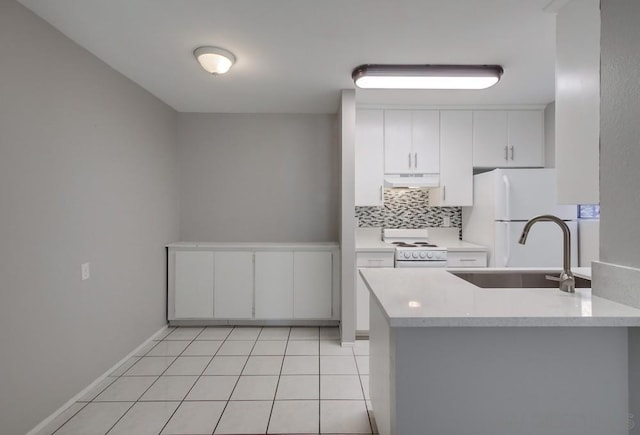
[26, 324, 171, 435]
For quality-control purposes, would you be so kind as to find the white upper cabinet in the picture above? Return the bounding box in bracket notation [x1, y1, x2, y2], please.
[355, 110, 384, 206]
[435, 111, 473, 206]
[507, 111, 544, 167]
[214, 251, 254, 319]
[472, 110, 544, 168]
[411, 111, 440, 174]
[384, 110, 440, 174]
[384, 110, 414, 174]
[473, 111, 508, 167]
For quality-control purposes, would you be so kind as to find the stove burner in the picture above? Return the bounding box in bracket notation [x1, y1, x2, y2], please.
[392, 242, 417, 247]
[391, 241, 439, 248]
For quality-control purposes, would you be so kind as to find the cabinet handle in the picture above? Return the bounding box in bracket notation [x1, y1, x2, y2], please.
[504, 146, 508, 161]
[510, 146, 514, 160]
[442, 185, 446, 201]
[379, 185, 383, 201]
[414, 152, 418, 169]
[459, 258, 477, 262]
[408, 153, 412, 169]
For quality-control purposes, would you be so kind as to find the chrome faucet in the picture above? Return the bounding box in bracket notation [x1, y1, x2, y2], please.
[518, 214, 575, 293]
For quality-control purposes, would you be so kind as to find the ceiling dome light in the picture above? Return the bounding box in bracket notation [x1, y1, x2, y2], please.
[194, 46, 236, 75]
[352, 64, 504, 90]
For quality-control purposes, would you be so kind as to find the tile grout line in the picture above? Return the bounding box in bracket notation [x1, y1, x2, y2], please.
[212, 326, 263, 435]
[156, 326, 231, 435]
[48, 327, 178, 434]
[354, 341, 374, 435]
[50, 327, 342, 435]
[103, 326, 208, 435]
[265, 326, 293, 434]
[318, 329, 322, 434]
[48, 402, 90, 435]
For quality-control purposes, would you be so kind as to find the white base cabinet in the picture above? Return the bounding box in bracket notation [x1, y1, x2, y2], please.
[214, 252, 254, 319]
[294, 251, 332, 319]
[356, 251, 395, 334]
[174, 251, 214, 319]
[255, 252, 294, 319]
[168, 244, 339, 323]
[446, 251, 488, 268]
[356, 272, 370, 333]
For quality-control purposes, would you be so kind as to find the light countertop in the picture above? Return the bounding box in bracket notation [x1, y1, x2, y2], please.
[355, 227, 487, 253]
[355, 228, 396, 253]
[436, 240, 488, 252]
[168, 242, 339, 250]
[360, 267, 640, 327]
[572, 267, 592, 280]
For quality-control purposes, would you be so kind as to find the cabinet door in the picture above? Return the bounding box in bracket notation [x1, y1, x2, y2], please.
[255, 252, 293, 319]
[446, 251, 487, 268]
[293, 251, 332, 319]
[174, 251, 214, 319]
[412, 110, 440, 173]
[384, 110, 413, 174]
[472, 111, 508, 167]
[356, 271, 370, 333]
[507, 111, 544, 167]
[214, 251, 254, 319]
[355, 110, 385, 206]
[439, 111, 473, 206]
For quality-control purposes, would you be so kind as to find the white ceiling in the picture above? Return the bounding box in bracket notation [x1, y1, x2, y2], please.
[18, 0, 556, 114]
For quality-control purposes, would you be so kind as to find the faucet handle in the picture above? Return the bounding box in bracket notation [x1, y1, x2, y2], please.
[545, 275, 562, 282]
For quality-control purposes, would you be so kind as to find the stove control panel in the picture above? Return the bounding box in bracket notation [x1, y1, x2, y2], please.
[396, 249, 447, 261]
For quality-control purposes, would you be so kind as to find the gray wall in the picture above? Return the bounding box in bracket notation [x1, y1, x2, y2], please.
[544, 101, 555, 168]
[600, 3, 640, 429]
[339, 90, 356, 344]
[0, 2, 179, 433]
[600, 0, 640, 268]
[177, 113, 339, 242]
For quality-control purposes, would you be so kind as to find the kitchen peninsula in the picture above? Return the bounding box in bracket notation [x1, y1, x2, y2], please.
[361, 268, 640, 435]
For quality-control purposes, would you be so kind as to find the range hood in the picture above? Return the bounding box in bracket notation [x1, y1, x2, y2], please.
[384, 174, 440, 188]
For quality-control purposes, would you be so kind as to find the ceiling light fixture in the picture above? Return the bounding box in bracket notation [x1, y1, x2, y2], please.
[194, 46, 236, 75]
[352, 64, 504, 90]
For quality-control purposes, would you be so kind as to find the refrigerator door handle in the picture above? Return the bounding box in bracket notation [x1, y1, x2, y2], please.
[502, 174, 511, 221]
[504, 222, 510, 267]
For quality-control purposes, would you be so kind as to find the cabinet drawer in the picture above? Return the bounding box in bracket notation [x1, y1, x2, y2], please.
[357, 252, 394, 268]
[447, 251, 487, 268]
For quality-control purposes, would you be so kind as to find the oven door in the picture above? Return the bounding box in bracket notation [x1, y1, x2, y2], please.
[395, 260, 447, 268]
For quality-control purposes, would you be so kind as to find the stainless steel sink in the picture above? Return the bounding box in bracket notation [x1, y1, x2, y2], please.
[449, 271, 591, 289]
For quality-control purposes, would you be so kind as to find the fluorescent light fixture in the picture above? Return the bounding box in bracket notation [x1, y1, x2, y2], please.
[194, 46, 236, 75]
[352, 64, 504, 90]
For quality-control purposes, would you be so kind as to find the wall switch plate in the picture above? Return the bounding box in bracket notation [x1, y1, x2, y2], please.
[443, 216, 451, 227]
[81, 263, 90, 280]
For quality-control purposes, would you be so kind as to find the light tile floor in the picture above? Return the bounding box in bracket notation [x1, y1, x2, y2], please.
[41, 326, 376, 435]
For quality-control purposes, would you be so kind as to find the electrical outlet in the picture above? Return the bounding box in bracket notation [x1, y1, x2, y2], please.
[81, 263, 90, 281]
[443, 216, 451, 227]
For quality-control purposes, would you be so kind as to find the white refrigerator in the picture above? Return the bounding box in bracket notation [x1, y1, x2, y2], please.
[462, 168, 578, 267]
